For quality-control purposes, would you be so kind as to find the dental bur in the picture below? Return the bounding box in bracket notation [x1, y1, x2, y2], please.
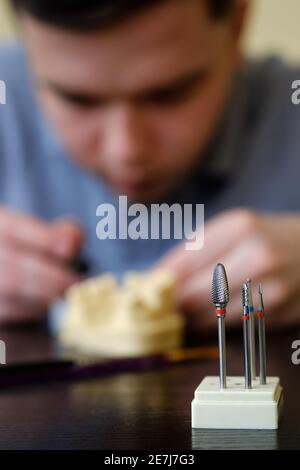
[246, 278, 256, 380]
[242, 283, 252, 389]
[212, 263, 229, 389]
[257, 284, 267, 385]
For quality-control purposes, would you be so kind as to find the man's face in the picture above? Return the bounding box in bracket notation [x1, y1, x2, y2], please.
[22, 0, 244, 202]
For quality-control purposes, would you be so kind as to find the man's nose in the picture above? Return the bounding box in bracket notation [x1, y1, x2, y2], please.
[102, 104, 149, 167]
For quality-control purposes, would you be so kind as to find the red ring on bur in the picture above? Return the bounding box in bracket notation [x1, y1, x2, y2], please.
[215, 308, 226, 316]
[257, 311, 265, 318]
[242, 315, 249, 321]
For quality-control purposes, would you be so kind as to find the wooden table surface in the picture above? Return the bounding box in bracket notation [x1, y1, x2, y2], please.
[0, 325, 299, 450]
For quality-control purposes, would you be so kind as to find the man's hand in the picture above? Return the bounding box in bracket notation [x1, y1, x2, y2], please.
[156, 209, 300, 331]
[0, 206, 84, 324]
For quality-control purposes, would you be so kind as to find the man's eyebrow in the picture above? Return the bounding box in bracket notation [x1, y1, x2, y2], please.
[37, 80, 105, 105]
[137, 68, 209, 99]
[38, 67, 208, 103]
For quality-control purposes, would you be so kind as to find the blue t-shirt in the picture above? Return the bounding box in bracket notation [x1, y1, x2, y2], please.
[1, 43, 300, 278]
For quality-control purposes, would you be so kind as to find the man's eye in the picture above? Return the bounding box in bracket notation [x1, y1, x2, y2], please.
[142, 82, 200, 106]
[60, 93, 106, 109]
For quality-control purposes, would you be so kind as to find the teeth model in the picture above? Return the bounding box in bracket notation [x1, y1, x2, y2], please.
[59, 270, 184, 357]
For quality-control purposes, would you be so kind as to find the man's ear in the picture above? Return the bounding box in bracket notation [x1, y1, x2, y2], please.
[231, 0, 250, 43]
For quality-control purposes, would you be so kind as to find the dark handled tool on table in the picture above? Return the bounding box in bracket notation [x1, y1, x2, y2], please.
[68, 255, 90, 275]
[0, 346, 218, 390]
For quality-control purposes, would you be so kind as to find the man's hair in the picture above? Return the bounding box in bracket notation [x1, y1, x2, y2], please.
[12, 0, 235, 30]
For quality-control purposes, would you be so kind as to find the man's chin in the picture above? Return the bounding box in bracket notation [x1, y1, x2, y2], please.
[110, 181, 172, 204]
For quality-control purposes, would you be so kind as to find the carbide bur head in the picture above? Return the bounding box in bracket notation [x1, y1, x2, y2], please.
[212, 263, 229, 307]
[242, 282, 250, 308]
[246, 278, 253, 307]
[258, 283, 264, 311]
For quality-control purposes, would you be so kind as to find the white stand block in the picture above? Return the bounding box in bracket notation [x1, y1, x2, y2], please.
[191, 376, 283, 430]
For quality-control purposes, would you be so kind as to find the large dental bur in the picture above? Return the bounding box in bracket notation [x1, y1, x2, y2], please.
[212, 263, 229, 389]
[242, 283, 252, 389]
[257, 284, 267, 385]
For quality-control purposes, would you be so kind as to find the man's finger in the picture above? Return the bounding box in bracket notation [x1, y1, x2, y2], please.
[0, 296, 47, 324]
[155, 209, 260, 279]
[52, 218, 84, 259]
[0, 207, 83, 260]
[0, 241, 80, 303]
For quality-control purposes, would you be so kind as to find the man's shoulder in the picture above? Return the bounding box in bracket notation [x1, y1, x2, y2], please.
[245, 56, 300, 113]
[0, 42, 48, 170]
[250, 56, 300, 80]
[240, 56, 300, 142]
[243, 57, 300, 179]
[0, 42, 28, 82]
[0, 42, 37, 110]
[0, 42, 40, 130]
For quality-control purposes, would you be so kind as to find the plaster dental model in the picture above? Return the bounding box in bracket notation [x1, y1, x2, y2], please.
[59, 270, 184, 357]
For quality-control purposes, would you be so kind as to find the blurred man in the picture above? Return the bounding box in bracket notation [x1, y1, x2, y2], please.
[0, 0, 299, 329]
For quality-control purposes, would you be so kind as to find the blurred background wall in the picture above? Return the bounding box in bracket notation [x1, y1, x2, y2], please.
[0, 0, 15, 39]
[0, 0, 300, 63]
